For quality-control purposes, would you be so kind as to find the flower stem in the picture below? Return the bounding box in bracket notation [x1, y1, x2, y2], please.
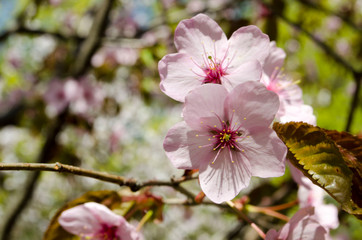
[226, 201, 266, 239]
[247, 205, 290, 222]
[136, 210, 154, 231]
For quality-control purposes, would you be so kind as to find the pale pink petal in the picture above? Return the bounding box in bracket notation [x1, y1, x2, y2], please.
[174, 13, 228, 64]
[199, 150, 252, 203]
[274, 207, 330, 240]
[58, 203, 103, 236]
[183, 84, 228, 130]
[315, 204, 339, 230]
[117, 221, 144, 240]
[265, 229, 279, 240]
[225, 81, 279, 129]
[298, 184, 324, 208]
[288, 161, 312, 189]
[287, 208, 329, 240]
[241, 127, 286, 178]
[227, 25, 270, 67]
[279, 104, 316, 125]
[86, 202, 123, 228]
[221, 60, 262, 91]
[159, 53, 204, 102]
[263, 41, 286, 77]
[163, 121, 214, 169]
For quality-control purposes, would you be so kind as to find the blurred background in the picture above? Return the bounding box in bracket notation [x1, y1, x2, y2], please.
[0, 0, 361, 239]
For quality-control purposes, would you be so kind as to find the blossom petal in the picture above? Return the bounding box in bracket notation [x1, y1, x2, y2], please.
[117, 221, 144, 240]
[163, 121, 214, 169]
[221, 60, 262, 91]
[241, 127, 286, 178]
[279, 207, 329, 240]
[183, 84, 228, 130]
[227, 25, 270, 67]
[174, 13, 228, 64]
[199, 149, 251, 203]
[58, 203, 103, 236]
[87, 202, 123, 227]
[159, 53, 204, 102]
[263, 41, 286, 77]
[225, 81, 279, 128]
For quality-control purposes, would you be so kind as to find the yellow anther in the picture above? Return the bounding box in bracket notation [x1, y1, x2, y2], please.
[196, 134, 199, 137]
[198, 146, 202, 148]
[208, 138, 211, 141]
[214, 125, 217, 127]
[200, 121, 203, 124]
[233, 109, 235, 112]
[242, 150, 245, 152]
[244, 117, 246, 120]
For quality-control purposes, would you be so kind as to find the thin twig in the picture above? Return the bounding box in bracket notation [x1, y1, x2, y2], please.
[247, 205, 290, 222]
[0, 162, 197, 189]
[226, 201, 266, 239]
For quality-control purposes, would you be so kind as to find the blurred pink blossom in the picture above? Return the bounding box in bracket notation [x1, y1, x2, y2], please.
[159, 13, 270, 102]
[261, 41, 304, 119]
[163, 82, 286, 203]
[44, 79, 78, 115]
[92, 47, 139, 67]
[265, 206, 331, 240]
[58, 202, 143, 240]
[71, 77, 104, 114]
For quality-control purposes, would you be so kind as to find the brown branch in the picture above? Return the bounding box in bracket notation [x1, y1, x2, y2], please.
[0, 162, 198, 191]
[346, 72, 362, 132]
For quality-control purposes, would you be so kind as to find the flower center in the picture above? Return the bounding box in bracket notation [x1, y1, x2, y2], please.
[203, 56, 226, 84]
[211, 122, 242, 153]
[197, 110, 248, 164]
[98, 224, 119, 240]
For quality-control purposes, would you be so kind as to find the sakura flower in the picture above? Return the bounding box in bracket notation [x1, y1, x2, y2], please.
[58, 202, 143, 240]
[163, 81, 287, 203]
[261, 41, 303, 118]
[159, 13, 270, 102]
[265, 206, 331, 240]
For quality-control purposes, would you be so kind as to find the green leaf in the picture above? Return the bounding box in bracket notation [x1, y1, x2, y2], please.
[273, 122, 362, 217]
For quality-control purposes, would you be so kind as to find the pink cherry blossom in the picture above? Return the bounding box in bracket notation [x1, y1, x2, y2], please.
[44, 78, 78, 116]
[261, 41, 303, 118]
[71, 77, 104, 115]
[265, 206, 331, 240]
[159, 13, 270, 102]
[58, 202, 143, 240]
[163, 81, 287, 203]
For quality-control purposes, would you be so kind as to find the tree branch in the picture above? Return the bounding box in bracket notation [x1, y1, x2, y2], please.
[1, 1, 115, 239]
[0, 162, 197, 192]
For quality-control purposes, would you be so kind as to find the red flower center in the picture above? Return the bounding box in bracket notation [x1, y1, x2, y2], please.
[203, 56, 226, 84]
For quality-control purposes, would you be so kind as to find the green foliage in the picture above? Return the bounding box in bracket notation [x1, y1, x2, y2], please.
[273, 121, 362, 218]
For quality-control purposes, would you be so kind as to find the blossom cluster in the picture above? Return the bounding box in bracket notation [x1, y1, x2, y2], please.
[160, 13, 337, 239]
